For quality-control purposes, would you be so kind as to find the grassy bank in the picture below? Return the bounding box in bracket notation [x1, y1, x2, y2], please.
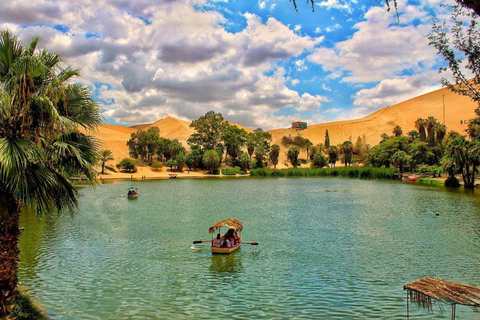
[249, 167, 396, 180]
[10, 289, 48, 320]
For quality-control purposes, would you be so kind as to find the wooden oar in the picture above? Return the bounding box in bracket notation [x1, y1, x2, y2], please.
[240, 242, 259, 245]
[193, 240, 212, 244]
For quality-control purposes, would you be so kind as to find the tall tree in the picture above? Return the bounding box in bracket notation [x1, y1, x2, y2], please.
[100, 150, 114, 174]
[425, 116, 438, 147]
[414, 118, 427, 142]
[223, 125, 247, 165]
[202, 150, 221, 174]
[326, 146, 339, 167]
[340, 141, 354, 166]
[443, 132, 479, 188]
[188, 111, 228, 153]
[269, 144, 280, 169]
[0, 30, 100, 316]
[325, 129, 330, 148]
[287, 147, 300, 167]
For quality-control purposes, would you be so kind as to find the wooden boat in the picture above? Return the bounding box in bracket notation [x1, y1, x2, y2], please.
[208, 218, 243, 254]
[127, 186, 139, 199]
[211, 243, 241, 254]
[169, 174, 177, 179]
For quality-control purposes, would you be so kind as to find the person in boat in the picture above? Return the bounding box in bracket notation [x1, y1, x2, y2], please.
[234, 231, 241, 245]
[223, 229, 236, 248]
[212, 233, 223, 248]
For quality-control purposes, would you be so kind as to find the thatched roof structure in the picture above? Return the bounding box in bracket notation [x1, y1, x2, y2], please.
[404, 277, 480, 308]
[208, 218, 243, 233]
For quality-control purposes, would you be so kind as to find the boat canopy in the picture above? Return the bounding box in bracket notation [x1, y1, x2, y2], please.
[127, 187, 137, 191]
[208, 218, 243, 233]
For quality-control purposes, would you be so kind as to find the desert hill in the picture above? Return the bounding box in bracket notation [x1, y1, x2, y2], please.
[93, 86, 478, 169]
[268, 87, 477, 152]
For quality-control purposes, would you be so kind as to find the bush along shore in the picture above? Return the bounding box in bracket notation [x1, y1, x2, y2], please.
[249, 166, 397, 180]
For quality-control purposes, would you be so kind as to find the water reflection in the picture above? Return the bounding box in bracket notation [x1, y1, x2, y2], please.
[209, 252, 243, 274]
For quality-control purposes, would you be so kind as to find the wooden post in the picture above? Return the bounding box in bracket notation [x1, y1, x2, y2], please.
[451, 304, 455, 320]
[406, 290, 409, 320]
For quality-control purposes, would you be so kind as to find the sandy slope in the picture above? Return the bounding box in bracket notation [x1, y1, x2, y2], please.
[93, 87, 478, 176]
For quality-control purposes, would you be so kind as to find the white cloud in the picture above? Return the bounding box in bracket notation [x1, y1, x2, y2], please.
[352, 73, 442, 113]
[295, 59, 308, 71]
[2, 1, 324, 129]
[321, 84, 332, 91]
[291, 79, 300, 86]
[318, 0, 352, 12]
[308, 6, 438, 83]
[295, 93, 331, 111]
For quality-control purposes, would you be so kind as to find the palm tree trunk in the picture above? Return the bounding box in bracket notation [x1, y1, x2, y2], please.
[0, 193, 21, 317]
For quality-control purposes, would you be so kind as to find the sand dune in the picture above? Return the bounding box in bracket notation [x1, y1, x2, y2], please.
[92, 86, 478, 174]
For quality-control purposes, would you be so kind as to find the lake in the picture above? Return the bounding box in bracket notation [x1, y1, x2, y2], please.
[18, 178, 480, 319]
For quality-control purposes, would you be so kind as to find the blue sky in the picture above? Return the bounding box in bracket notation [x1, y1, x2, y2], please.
[0, 0, 453, 129]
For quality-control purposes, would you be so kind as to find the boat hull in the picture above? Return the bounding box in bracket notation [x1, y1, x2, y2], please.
[211, 244, 240, 254]
[127, 194, 139, 199]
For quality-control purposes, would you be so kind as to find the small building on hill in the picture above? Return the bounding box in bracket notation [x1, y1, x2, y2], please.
[292, 121, 307, 130]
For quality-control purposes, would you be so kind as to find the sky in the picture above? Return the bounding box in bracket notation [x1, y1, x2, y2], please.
[0, 0, 455, 129]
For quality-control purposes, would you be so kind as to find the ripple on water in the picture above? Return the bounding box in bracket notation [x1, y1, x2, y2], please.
[17, 178, 480, 319]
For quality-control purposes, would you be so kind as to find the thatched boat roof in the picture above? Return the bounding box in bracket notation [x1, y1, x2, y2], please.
[208, 218, 243, 233]
[404, 277, 480, 307]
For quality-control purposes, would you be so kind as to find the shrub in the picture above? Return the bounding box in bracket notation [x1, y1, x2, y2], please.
[116, 158, 137, 172]
[250, 166, 396, 180]
[444, 176, 461, 188]
[151, 162, 163, 172]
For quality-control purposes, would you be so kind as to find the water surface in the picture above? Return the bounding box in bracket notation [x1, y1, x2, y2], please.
[19, 178, 480, 319]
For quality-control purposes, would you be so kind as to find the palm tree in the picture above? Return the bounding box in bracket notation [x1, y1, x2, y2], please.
[269, 144, 280, 169]
[340, 141, 354, 166]
[100, 149, 114, 174]
[407, 130, 419, 143]
[326, 145, 339, 167]
[0, 30, 100, 316]
[415, 118, 427, 142]
[426, 116, 438, 147]
[392, 125, 403, 137]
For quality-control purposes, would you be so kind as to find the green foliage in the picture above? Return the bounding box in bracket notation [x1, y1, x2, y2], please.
[11, 290, 47, 320]
[150, 162, 163, 171]
[269, 144, 280, 169]
[221, 167, 245, 175]
[223, 125, 247, 164]
[0, 29, 102, 317]
[340, 140, 354, 166]
[166, 159, 177, 170]
[186, 147, 202, 170]
[117, 158, 137, 172]
[127, 127, 160, 163]
[326, 145, 339, 167]
[203, 149, 221, 173]
[442, 131, 479, 188]
[188, 111, 228, 153]
[100, 149, 114, 174]
[240, 153, 250, 172]
[250, 167, 396, 179]
[444, 176, 461, 188]
[325, 129, 330, 148]
[311, 152, 328, 168]
[393, 125, 403, 137]
[176, 153, 186, 172]
[287, 147, 300, 167]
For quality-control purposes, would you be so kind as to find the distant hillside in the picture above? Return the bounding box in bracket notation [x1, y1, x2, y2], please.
[268, 87, 477, 149]
[92, 86, 478, 168]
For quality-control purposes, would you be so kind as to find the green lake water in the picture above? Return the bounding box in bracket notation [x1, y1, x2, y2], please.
[18, 178, 480, 319]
